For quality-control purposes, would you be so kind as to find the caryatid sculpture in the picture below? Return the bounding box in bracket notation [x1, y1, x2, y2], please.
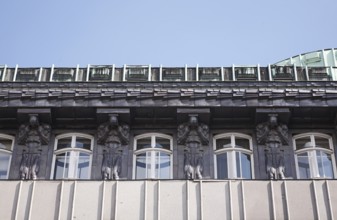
[178, 115, 209, 179]
[97, 115, 129, 180]
[18, 114, 51, 180]
[256, 114, 289, 180]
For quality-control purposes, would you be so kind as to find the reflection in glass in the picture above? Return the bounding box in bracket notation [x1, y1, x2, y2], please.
[235, 138, 250, 150]
[136, 153, 148, 179]
[136, 151, 171, 179]
[155, 152, 170, 179]
[315, 137, 330, 149]
[54, 152, 69, 179]
[0, 139, 13, 151]
[295, 137, 311, 150]
[216, 153, 228, 179]
[137, 138, 151, 150]
[135, 135, 172, 179]
[57, 138, 72, 150]
[155, 137, 170, 150]
[76, 138, 91, 150]
[77, 152, 90, 179]
[235, 152, 252, 178]
[298, 152, 311, 179]
[0, 152, 10, 179]
[54, 152, 90, 179]
[317, 151, 333, 178]
[216, 137, 231, 150]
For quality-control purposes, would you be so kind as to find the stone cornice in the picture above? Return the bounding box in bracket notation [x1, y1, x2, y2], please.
[0, 81, 337, 107]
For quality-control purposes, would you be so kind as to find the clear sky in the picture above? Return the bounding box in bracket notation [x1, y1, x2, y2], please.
[1, 0, 336, 67]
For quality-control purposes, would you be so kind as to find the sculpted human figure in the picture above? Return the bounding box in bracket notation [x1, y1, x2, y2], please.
[178, 115, 209, 179]
[256, 114, 288, 180]
[101, 136, 123, 180]
[97, 115, 129, 180]
[18, 115, 51, 180]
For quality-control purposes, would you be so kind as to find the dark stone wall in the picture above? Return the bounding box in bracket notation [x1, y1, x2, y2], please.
[1, 80, 337, 180]
[5, 121, 337, 180]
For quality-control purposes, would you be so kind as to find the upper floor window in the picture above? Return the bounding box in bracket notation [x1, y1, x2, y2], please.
[51, 133, 93, 179]
[293, 133, 336, 179]
[213, 133, 253, 179]
[0, 134, 14, 179]
[133, 133, 172, 179]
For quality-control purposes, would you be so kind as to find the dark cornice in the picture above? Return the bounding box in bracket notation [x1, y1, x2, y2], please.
[0, 81, 337, 108]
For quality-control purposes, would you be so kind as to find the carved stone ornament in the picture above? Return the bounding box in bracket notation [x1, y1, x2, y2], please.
[97, 114, 130, 180]
[18, 114, 51, 180]
[256, 114, 289, 180]
[177, 115, 209, 179]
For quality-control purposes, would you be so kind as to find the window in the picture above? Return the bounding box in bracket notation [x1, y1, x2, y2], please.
[133, 133, 172, 179]
[0, 134, 14, 179]
[293, 133, 336, 179]
[51, 133, 93, 179]
[214, 133, 253, 179]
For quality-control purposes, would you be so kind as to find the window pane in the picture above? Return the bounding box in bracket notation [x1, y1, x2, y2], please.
[297, 152, 311, 179]
[0, 138, 13, 151]
[240, 152, 252, 179]
[216, 137, 231, 150]
[216, 153, 228, 179]
[295, 136, 312, 150]
[317, 151, 333, 178]
[76, 138, 91, 150]
[235, 137, 250, 150]
[137, 137, 151, 150]
[0, 152, 10, 179]
[57, 138, 72, 150]
[136, 153, 148, 179]
[155, 137, 171, 150]
[315, 137, 330, 149]
[77, 152, 90, 179]
[156, 152, 171, 179]
[54, 152, 69, 179]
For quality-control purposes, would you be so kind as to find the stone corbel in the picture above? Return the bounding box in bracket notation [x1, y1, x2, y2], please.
[97, 114, 130, 180]
[17, 114, 51, 180]
[177, 114, 209, 179]
[256, 114, 289, 180]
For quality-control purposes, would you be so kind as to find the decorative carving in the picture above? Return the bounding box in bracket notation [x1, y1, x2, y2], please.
[18, 114, 51, 180]
[256, 114, 289, 180]
[97, 114, 129, 180]
[178, 115, 209, 179]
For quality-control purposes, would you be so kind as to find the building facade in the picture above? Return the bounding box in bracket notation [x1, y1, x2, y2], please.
[1, 49, 337, 219]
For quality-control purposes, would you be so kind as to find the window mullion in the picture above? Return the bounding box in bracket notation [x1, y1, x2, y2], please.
[150, 151, 155, 179]
[63, 152, 69, 179]
[239, 152, 242, 178]
[232, 136, 237, 178]
[310, 150, 319, 178]
[311, 135, 318, 178]
[144, 152, 148, 179]
[68, 151, 76, 178]
[228, 151, 233, 178]
[151, 136, 155, 178]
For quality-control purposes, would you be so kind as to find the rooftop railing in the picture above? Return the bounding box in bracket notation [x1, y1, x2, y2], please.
[0, 64, 336, 82]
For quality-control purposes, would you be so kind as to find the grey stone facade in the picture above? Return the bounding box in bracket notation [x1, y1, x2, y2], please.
[0, 80, 336, 181]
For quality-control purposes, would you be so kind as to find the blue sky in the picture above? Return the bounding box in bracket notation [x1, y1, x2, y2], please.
[1, 0, 336, 67]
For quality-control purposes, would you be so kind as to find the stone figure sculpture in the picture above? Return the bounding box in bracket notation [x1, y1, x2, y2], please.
[18, 114, 51, 180]
[178, 115, 209, 179]
[256, 114, 289, 180]
[97, 115, 129, 180]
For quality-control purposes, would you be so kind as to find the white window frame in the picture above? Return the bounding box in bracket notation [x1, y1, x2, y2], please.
[213, 133, 254, 179]
[51, 133, 94, 179]
[293, 132, 337, 179]
[0, 134, 15, 179]
[133, 133, 173, 179]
